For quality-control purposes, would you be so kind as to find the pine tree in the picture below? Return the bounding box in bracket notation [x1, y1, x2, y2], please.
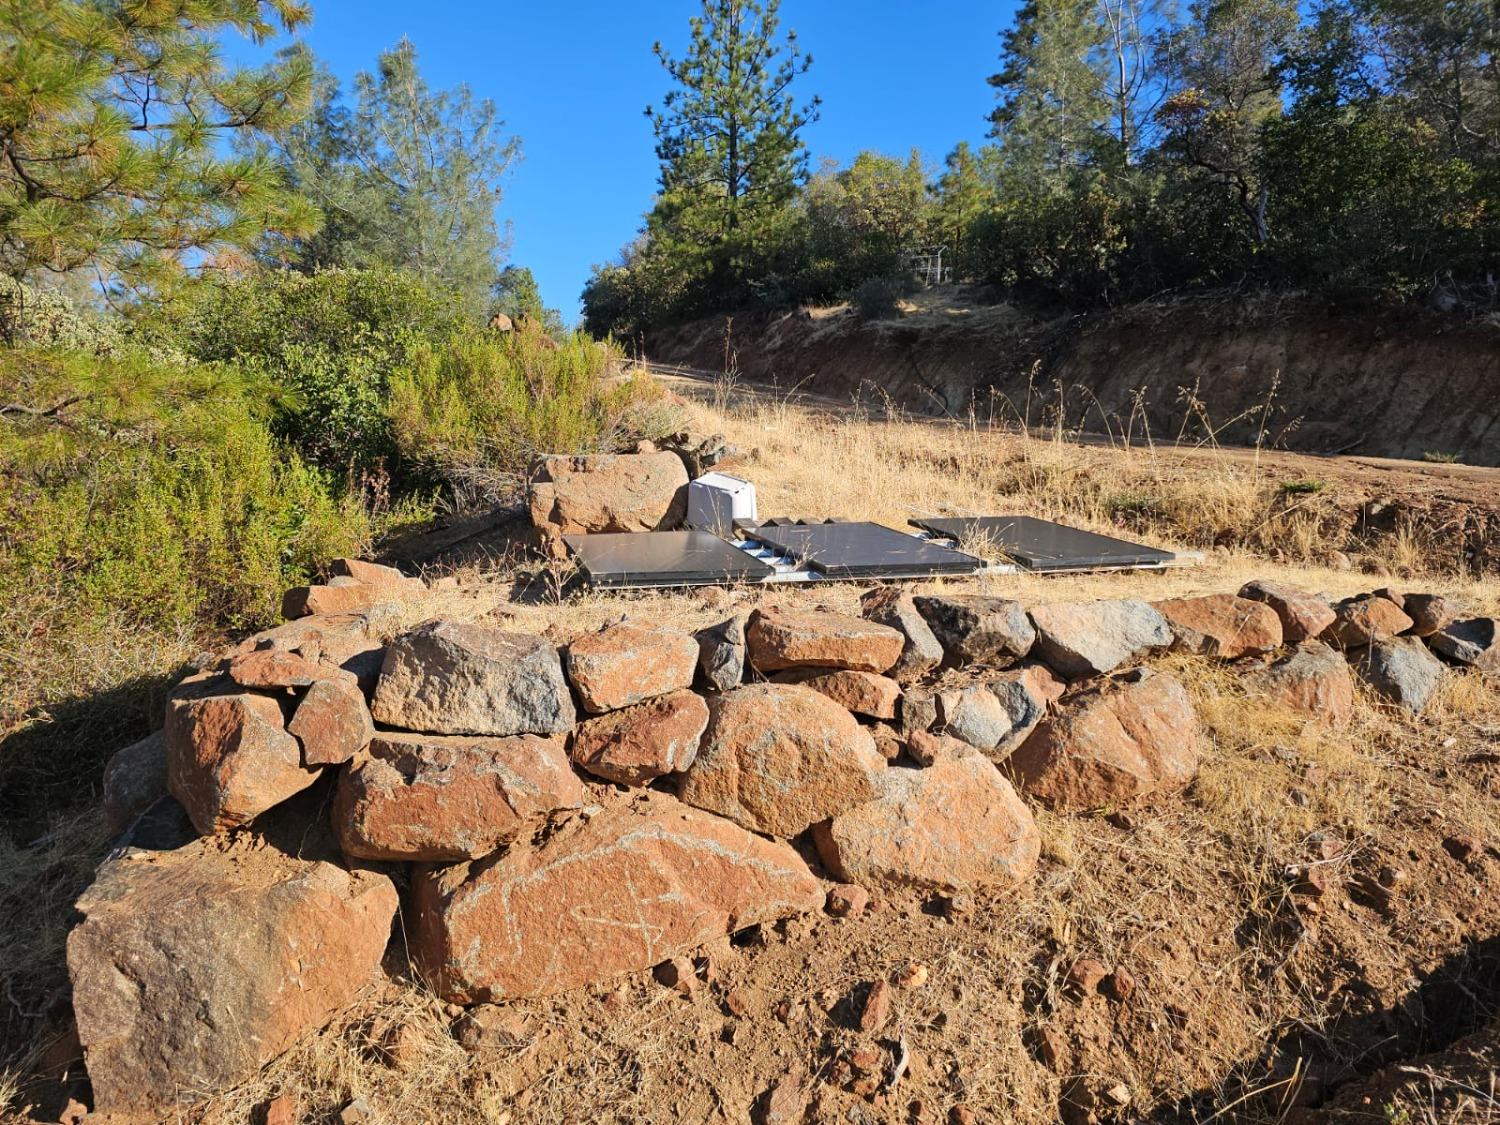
[0, 0, 318, 295]
[932, 143, 997, 277]
[645, 0, 820, 302]
[266, 39, 521, 315]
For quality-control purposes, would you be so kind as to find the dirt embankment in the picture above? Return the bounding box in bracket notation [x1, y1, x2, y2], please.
[649, 293, 1500, 465]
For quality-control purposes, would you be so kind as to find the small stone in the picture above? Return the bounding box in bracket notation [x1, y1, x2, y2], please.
[725, 987, 756, 1017]
[288, 679, 373, 766]
[906, 729, 979, 766]
[1036, 1027, 1067, 1072]
[1402, 594, 1453, 638]
[1104, 1083, 1132, 1107]
[949, 1106, 976, 1125]
[379, 1022, 425, 1071]
[1102, 967, 1135, 1003]
[1065, 958, 1108, 997]
[228, 648, 357, 692]
[848, 1045, 883, 1073]
[858, 980, 893, 1032]
[826, 883, 871, 917]
[896, 962, 930, 989]
[754, 1070, 811, 1125]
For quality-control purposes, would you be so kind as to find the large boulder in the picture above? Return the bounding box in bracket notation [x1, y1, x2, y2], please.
[67, 836, 396, 1114]
[935, 677, 1045, 757]
[102, 731, 168, 837]
[1238, 580, 1336, 644]
[1007, 671, 1202, 811]
[165, 678, 318, 835]
[745, 606, 904, 674]
[571, 689, 709, 785]
[772, 669, 901, 720]
[528, 452, 689, 540]
[1327, 595, 1415, 649]
[1027, 600, 1173, 680]
[1401, 593, 1453, 638]
[678, 684, 886, 837]
[411, 793, 822, 1003]
[860, 588, 944, 682]
[912, 594, 1035, 667]
[333, 732, 586, 861]
[1350, 637, 1446, 713]
[1153, 594, 1283, 659]
[1242, 642, 1355, 727]
[813, 755, 1040, 892]
[371, 621, 575, 736]
[565, 623, 699, 713]
[696, 615, 748, 693]
[1429, 618, 1499, 671]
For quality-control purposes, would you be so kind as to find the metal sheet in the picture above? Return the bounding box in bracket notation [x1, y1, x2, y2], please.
[908, 515, 1175, 572]
[564, 530, 777, 589]
[748, 520, 982, 579]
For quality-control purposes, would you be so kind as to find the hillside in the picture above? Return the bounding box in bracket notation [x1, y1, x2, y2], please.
[649, 292, 1500, 466]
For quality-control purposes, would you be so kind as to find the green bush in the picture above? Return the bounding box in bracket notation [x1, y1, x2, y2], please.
[0, 347, 372, 728]
[166, 267, 468, 473]
[388, 324, 677, 507]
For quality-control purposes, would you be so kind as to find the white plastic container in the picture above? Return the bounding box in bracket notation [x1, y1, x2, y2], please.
[687, 472, 758, 537]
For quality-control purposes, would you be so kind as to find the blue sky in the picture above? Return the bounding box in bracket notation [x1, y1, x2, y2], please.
[228, 1, 1014, 319]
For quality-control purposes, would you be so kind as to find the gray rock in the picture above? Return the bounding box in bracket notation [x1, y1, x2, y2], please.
[1429, 618, 1499, 671]
[900, 687, 938, 736]
[936, 678, 1045, 757]
[860, 588, 944, 682]
[1350, 636, 1446, 713]
[102, 731, 168, 837]
[696, 615, 747, 693]
[371, 620, 575, 735]
[913, 595, 1036, 667]
[1027, 600, 1173, 680]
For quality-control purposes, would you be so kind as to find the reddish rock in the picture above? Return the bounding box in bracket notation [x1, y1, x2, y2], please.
[653, 955, 700, 996]
[1327, 595, 1415, 649]
[860, 587, 944, 682]
[227, 648, 358, 692]
[755, 1070, 811, 1125]
[67, 835, 396, 1114]
[281, 573, 422, 620]
[411, 792, 822, 1002]
[1103, 967, 1136, 1003]
[869, 724, 904, 761]
[372, 620, 575, 735]
[262, 1092, 301, 1125]
[1239, 580, 1337, 644]
[746, 606, 904, 673]
[825, 883, 871, 917]
[329, 558, 422, 593]
[1007, 672, 1203, 811]
[1153, 594, 1283, 658]
[1017, 661, 1068, 706]
[1065, 957, 1109, 997]
[528, 451, 689, 541]
[571, 689, 709, 785]
[102, 731, 168, 836]
[289, 680, 374, 766]
[333, 732, 585, 861]
[1027, 600, 1172, 680]
[165, 678, 317, 835]
[858, 980, 893, 1032]
[1402, 593, 1453, 638]
[814, 755, 1039, 892]
[566, 623, 699, 713]
[678, 684, 886, 836]
[773, 668, 901, 719]
[1243, 642, 1355, 727]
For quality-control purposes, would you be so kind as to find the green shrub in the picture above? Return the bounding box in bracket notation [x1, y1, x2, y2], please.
[166, 267, 468, 473]
[0, 347, 372, 729]
[388, 325, 677, 507]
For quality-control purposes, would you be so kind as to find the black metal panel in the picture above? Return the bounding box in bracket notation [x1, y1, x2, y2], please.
[749, 520, 982, 579]
[908, 515, 1175, 572]
[564, 530, 777, 589]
